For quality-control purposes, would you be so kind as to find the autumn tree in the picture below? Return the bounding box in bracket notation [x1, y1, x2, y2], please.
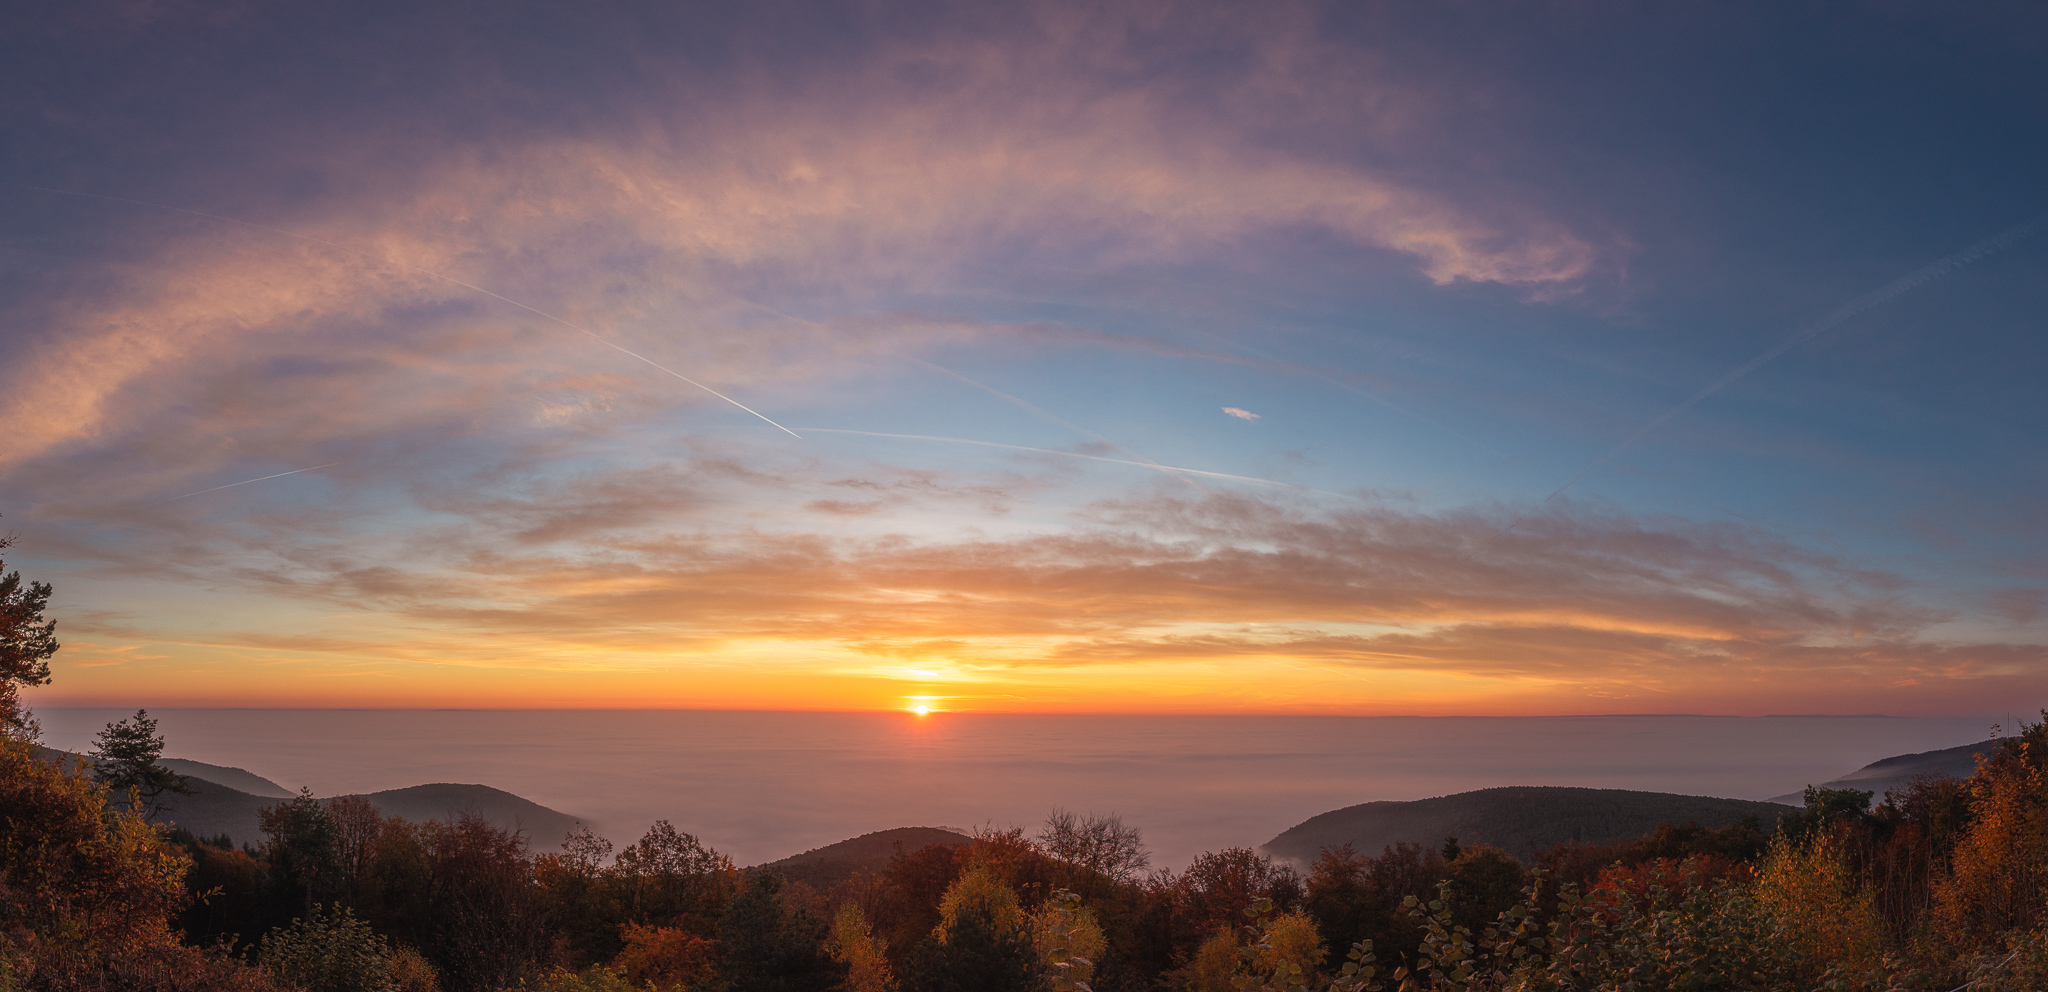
[0, 734, 282, 990]
[1177, 847, 1302, 940]
[713, 872, 844, 992]
[900, 903, 1040, 992]
[614, 920, 717, 990]
[612, 820, 734, 933]
[534, 826, 624, 966]
[262, 787, 342, 917]
[328, 793, 385, 908]
[873, 840, 963, 960]
[1440, 844, 1530, 933]
[418, 815, 549, 992]
[829, 904, 897, 992]
[1039, 809, 1150, 890]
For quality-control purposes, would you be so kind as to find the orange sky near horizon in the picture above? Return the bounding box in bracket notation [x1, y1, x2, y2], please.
[5, 3, 2046, 720]
[29, 608, 2026, 717]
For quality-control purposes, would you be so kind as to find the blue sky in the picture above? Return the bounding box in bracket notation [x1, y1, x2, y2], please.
[3, 1, 2045, 713]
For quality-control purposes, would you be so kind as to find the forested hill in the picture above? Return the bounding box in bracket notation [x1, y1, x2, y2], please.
[751, 826, 973, 888]
[1263, 786, 1795, 863]
[160, 777, 586, 849]
[36, 746, 585, 849]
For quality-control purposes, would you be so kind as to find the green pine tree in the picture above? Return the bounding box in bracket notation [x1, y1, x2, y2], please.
[89, 708, 192, 817]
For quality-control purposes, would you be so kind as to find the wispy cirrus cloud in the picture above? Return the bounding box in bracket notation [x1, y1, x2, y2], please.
[0, 0, 1601, 479]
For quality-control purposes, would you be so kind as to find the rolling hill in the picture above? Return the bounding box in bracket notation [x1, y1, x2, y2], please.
[751, 826, 973, 888]
[1263, 786, 1795, 864]
[32, 746, 584, 849]
[157, 757, 295, 798]
[155, 779, 586, 849]
[1765, 739, 2007, 806]
[346, 783, 587, 848]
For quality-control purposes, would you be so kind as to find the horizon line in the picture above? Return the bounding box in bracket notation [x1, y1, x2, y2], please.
[28, 704, 1974, 720]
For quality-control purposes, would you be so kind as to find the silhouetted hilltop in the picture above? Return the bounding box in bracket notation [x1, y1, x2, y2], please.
[32, 747, 583, 849]
[356, 783, 585, 846]
[1264, 786, 1795, 864]
[1765, 739, 2007, 806]
[155, 776, 277, 842]
[157, 779, 584, 849]
[157, 757, 295, 798]
[752, 826, 973, 888]
[32, 748, 293, 797]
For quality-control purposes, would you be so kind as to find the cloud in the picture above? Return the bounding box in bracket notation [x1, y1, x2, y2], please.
[0, 0, 1605, 473]
[38, 468, 2032, 707]
[13, 0, 2036, 715]
[1988, 587, 2047, 625]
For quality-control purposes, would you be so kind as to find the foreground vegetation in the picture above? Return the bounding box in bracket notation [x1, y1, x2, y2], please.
[17, 714, 2048, 992]
[11, 540, 2048, 990]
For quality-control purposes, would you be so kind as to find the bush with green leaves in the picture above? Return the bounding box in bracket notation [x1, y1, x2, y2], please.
[500, 966, 639, 992]
[258, 906, 399, 992]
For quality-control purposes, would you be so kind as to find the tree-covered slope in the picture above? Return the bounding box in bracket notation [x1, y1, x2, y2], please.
[752, 826, 972, 888]
[1263, 786, 1794, 863]
[158, 776, 584, 850]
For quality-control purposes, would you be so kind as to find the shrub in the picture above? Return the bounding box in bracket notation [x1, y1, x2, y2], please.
[258, 906, 396, 992]
[502, 966, 638, 992]
[611, 922, 715, 990]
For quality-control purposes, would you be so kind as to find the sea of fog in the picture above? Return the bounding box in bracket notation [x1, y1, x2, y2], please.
[33, 710, 1999, 870]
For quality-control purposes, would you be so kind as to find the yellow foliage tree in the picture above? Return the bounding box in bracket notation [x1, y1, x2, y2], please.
[0, 737, 277, 990]
[1752, 832, 1882, 976]
[1930, 753, 2048, 951]
[1182, 929, 1241, 992]
[1253, 912, 1327, 984]
[934, 866, 1027, 944]
[831, 904, 897, 992]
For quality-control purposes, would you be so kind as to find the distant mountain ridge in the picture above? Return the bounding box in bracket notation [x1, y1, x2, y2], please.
[30, 747, 584, 849]
[33, 734, 2011, 869]
[1263, 786, 1795, 864]
[752, 826, 973, 888]
[157, 757, 295, 798]
[1765, 739, 2007, 806]
[154, 778, 586, 850]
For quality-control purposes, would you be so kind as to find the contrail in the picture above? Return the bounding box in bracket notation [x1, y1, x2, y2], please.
[1208, 335, 1505, 459]
[7, 183, 801, 438]
[909, 358, 1210, 495]
[157, 463, 338, 503]
[1496, 215, 2047, 539]
[800, 427, 1359, 499]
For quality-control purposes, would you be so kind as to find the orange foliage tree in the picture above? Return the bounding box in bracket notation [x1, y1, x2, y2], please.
[0, 736, 280, 990]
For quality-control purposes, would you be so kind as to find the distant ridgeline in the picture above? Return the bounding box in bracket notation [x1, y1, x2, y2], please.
[1262, 786, 1796, 864]
[1763, 738, 2009, 807]
[34, 746, 586, 849]
[1262, 740, 2015, 865]
[747, 826, 974, 886]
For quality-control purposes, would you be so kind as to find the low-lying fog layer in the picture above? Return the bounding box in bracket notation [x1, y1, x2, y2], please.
[35, 709, 1994, 869]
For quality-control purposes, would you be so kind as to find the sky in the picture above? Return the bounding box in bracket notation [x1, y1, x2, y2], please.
[3, 0, 2046, 716]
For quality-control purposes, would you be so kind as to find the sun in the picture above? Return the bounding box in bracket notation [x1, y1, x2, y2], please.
[911, 704, 932, 716]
